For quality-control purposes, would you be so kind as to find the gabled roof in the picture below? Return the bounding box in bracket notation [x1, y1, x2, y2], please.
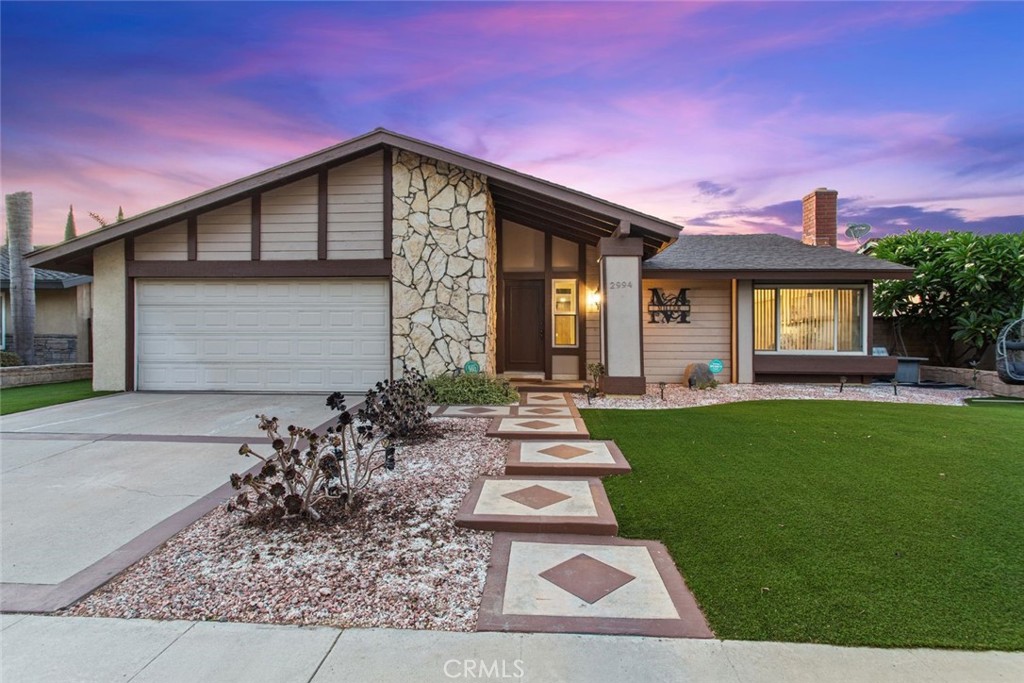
[0, 245, 92, 290]
[643, 234, 914, 280]
[27, 128, 683, 273]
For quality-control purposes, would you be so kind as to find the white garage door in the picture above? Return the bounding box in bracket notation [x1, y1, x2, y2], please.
[136, 279, 389, 392]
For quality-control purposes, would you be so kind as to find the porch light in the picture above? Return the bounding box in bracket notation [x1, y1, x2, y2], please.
[586, 289, 602, 311]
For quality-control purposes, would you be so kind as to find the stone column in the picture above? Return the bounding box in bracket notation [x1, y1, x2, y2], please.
[598, 237, 646, 394]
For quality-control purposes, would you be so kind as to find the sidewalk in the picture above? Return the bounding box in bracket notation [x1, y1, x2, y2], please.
[2, 615, 1022, 682]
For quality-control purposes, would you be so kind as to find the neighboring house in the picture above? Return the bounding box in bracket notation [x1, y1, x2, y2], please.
[1, 244, 92, 364]
[26, 129, 911, 394]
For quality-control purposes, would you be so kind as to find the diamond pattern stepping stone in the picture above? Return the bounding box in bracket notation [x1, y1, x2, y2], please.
[455, 477, 617, 535]
[505, 441, 632, 476]
[517, 406, 575, 417]
[486, 417, 589, 440]
[522, 393, 571, 406]
[539, 553, 636, 604]
[434, 405, 515, 417]
[478, 534, 714, 638]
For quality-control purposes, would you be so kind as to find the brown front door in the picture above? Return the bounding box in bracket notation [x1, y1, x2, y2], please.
[505, 279, 545, 372]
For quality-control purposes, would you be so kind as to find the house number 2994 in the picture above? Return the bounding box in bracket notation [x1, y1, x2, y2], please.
[608, 281, 633, 289]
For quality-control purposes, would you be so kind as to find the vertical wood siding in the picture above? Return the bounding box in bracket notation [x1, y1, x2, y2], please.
[642, 278, 732, 383]
[197, 199, 251, 261]
[133, 221, 188, 260]
[327, 152, 384, 259]
[260, 175, 319, 260]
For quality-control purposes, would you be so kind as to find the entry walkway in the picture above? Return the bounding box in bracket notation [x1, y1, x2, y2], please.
[2, 615, 1020, 683]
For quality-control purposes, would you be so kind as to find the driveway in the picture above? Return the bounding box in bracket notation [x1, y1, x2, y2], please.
[0, 393, 333, 612]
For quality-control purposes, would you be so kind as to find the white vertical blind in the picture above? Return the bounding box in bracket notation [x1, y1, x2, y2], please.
[754, 287, 865, 353]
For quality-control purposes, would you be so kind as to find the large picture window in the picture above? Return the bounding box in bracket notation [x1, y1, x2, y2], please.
[755, 286, 865, 353]
[552, 279, 578, 347]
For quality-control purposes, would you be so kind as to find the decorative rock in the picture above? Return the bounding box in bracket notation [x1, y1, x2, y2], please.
[434, 303, 466, 323]
[452, 206, 468, 229]
[683, 363, 716, 389]
[448, 256, 473, 277]
[393, 283, 423, 318]
[428, 208, 451, 227]
[393, 164, 411, 197]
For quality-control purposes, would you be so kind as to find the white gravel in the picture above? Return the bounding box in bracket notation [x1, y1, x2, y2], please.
[574, 383, 989, 410]
[69, 418, 505, 632]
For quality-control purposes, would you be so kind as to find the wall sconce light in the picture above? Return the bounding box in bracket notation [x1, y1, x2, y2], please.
[586, 289, 602, 311]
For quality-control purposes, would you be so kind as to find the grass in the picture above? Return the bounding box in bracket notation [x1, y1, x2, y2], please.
[0, 380, 115, 415]
[581, 401, 1024, 650]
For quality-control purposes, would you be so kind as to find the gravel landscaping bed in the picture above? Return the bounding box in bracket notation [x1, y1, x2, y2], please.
[575, 382, 988, 410]
[69, 418, 505, 631]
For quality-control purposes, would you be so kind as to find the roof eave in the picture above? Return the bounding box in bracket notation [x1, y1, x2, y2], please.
[641, 267, 914, 281]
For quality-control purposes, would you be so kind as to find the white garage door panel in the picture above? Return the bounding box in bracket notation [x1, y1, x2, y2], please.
[136, 279, 390, 393]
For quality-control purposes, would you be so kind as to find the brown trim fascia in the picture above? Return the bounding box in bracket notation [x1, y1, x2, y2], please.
[642, 268, 912, 281]
[577, 241, 587, 381]
[544, 231, 553, 380]
[124, 236, 135, 262]
[127, 259, 392, 279]
[125, 275, 135, 391]
[753, 354, 898, 375]
[383, 145, 393, 259]
[601, 376, 646, 394]
[317, 170, 328, 260]
[598, 236, 644, 257]
[867, 282, 875, 351]
[496, 217, 505, 374]
[250, 194, 262, 261]
[186, 216, 198, 261]
[730, 279, 738, 384]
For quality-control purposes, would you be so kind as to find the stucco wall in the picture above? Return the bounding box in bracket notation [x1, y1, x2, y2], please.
[390, 151, 497, 377]
[92, 240, 126, 390]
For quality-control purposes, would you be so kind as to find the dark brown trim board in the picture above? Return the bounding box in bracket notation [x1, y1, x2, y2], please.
[643, 268, 912, 281]
[186, 216, 198, 261]
[544, 231, 553, 380]
[317, 170, 328, 260]
[383, 145, 393, 259]
[504, 440, 632, 477]
[455, 476, 618, 536]
[496, 217, 505, 374]
[477, 533, 714, 639]
[127, 259, 392, 279]
[250, 194, 261, 261]
[601, 376, 647, 394]
[577, 241, 587, 381]
[753, 354, 898, 376]
[125, 272, 135, 392]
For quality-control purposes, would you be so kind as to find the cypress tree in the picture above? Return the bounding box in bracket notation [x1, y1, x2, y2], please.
[64, 204, 77, 240]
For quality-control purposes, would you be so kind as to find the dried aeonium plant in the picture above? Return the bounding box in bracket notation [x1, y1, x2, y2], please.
[227, 405, 394, 521]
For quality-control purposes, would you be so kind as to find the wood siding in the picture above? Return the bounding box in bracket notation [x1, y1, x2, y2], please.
[328, 151, 384, 259]
[197, 199, 251, 260]
[260, 175, 319, 260]
[642, 278, 732, 383]
[585, 245, 601, 368]
[133, 221, 187, 261]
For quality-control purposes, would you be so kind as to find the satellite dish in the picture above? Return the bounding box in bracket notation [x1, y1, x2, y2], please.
[845, 223, 872, 242]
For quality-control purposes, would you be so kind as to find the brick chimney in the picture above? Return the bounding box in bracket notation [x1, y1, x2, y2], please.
[802, 188, 838, 247]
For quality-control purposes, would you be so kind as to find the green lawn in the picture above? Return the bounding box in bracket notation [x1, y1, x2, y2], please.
[581, 401, 1024, 650]
[0, 380, 114, 415]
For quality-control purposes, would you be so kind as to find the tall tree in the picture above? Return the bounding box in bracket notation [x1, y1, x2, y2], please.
[6, 191, 36, 364]
[64, 204, 77, 241]
[873, 230, 1024, 366]
[116, 206, 125, 222]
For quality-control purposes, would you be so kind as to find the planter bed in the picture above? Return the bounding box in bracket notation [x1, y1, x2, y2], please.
[68, 418, 505, 631]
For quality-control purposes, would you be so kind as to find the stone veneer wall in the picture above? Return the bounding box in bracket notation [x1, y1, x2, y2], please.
[3, 334, 79, 364]
[390, 151, 497, 377]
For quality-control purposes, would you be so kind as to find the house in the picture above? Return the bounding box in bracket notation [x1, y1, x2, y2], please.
[1, 244, 92, 364]
[25, 129, 912, 394]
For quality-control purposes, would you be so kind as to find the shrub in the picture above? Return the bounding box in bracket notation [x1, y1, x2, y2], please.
[587, 362, 606, 386]
[427, 373, 520, 405]
[228, 405, 395, 521]
[328, 366, 434, 441]
[1, 351, 22, 367]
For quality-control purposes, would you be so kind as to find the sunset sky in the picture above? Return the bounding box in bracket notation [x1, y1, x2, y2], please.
[2, 1, 1021, 248]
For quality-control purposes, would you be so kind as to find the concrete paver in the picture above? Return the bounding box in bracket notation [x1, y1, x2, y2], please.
[3, 616, 1021, 683]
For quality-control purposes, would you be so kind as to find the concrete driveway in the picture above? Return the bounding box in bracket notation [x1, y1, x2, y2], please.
[0, 393, 333, 612]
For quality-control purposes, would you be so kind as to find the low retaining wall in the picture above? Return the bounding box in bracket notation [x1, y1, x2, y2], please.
[920, 366, 1024, 398]
[3, 334, 80, 365]
[0, 363, 92, 388]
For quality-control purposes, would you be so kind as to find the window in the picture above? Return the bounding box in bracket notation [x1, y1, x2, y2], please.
[754, 286, 865, 353]
[552, 279, 577, 347]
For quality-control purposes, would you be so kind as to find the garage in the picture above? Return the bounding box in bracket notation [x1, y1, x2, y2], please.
[135, 279, 389, 393]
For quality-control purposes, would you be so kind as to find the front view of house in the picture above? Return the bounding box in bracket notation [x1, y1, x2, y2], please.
[28, 129, 911, 394]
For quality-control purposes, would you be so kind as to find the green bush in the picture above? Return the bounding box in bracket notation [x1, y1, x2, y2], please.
[428, 373, 520, 405]
[1, 351, 23, 367]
